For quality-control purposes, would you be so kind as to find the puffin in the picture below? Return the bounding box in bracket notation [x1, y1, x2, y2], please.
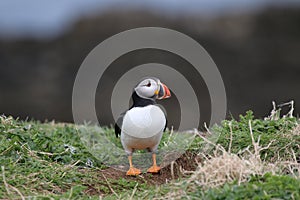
[115, 77, 171, 176]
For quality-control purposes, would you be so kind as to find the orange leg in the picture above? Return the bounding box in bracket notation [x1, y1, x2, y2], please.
[126, 155, 141, 176]
[147, 153, 161, 173]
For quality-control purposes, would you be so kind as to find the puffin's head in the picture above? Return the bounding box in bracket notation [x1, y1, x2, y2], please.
[134, 77, 171, 100]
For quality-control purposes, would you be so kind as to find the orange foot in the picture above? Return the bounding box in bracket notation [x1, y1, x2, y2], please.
[147, 165, 161, 173]
[126, 167, 141, 176]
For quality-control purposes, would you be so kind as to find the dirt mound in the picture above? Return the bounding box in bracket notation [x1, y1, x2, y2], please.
[85, 152, 198, 195]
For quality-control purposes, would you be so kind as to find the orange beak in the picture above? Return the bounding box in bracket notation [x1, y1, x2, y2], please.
[157, 83, 171, 99]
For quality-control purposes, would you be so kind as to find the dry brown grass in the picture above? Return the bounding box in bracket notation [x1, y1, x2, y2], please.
[156, 119, 299, 200]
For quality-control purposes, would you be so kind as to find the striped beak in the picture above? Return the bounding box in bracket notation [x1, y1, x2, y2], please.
[157, 82, 171, 99]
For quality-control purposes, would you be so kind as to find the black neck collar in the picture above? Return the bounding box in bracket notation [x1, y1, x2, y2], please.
[131, 91, 156, 108]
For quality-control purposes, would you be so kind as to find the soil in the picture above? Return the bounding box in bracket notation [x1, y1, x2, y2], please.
[85, 152, 199, 196]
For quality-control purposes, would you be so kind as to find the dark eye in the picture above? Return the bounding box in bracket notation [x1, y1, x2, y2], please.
[145, 82, 151, 87]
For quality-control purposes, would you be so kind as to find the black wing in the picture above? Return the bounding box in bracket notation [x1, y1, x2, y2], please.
[114, 111, 126, 138]
[164, 118, 168, 132]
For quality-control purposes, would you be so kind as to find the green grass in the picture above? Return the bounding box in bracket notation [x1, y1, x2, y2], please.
[117, 173, 300, 200]
[0, 109, 300, 199]
[213, 111, 299, 162]
[202, 173, 300, 200]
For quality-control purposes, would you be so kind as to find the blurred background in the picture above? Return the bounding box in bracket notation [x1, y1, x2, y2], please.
[0, 0, 300, 128]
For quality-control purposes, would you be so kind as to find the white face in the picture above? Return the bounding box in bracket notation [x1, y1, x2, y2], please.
[134, 78, 160, 99]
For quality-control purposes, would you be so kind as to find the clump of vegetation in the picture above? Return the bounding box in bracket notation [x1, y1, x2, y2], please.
[0, 102, 299, 199]
[201, 173, 300, 200]
[0, 116, 102, 167]
[213, 110, 299, 162]
[0, 116, 92, 198]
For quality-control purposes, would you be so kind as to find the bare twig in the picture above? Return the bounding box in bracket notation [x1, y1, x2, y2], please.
[0, 145, 14, 156]
[129, 183, 139, 200]
[71, 160, 81, 167]
[101, 173, 119, 198]
[68, 186, 73, 200]
[259, 140, 275, 152]
[170, 161, 175, 179]
[2, 166, 11, 196]
[9, 185, 25, 200]
[166, 127, 174, 145]
[249, 120, 259, 159]
[281, 100, 295, 118]
[228, 121, 233, 154]
[196, 132, 217, 149]
[34, 149, 69, 156]
[265, 101, 277, 120]
[204, 122, 212, 135]
[2, 166, 25, 200]
[291, 148, 297, 162]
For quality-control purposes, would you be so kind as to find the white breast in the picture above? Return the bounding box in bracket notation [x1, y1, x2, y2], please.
[122, 105, 166, 139]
